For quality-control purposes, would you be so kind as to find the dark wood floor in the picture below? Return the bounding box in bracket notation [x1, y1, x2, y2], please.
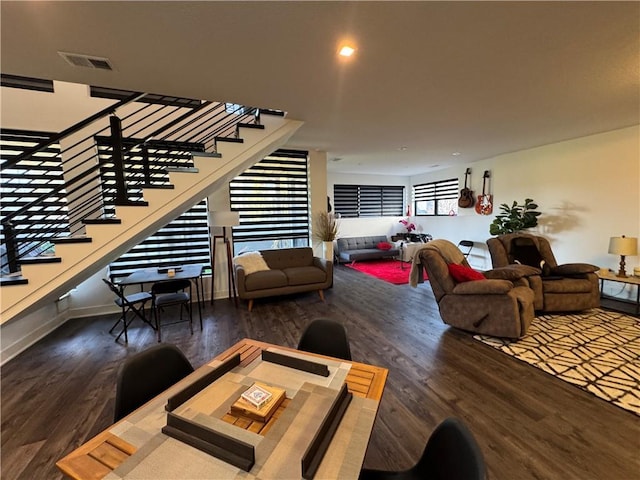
[2, 264, 639, 480]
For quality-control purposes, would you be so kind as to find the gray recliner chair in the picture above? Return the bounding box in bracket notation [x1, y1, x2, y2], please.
[486, 233, 600, 312]
[416, 239, 535, 339]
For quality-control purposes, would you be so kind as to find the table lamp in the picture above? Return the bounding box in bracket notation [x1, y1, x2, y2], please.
[209, 210, 240, 304]
[608, 235, 638, 278]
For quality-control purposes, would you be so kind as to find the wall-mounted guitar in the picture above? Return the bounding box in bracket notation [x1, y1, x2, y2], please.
[475, 170, 493, 215]
[458, 168, 474, 208]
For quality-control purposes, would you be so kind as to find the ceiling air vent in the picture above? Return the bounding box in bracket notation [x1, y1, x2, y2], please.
[58, 52, 113, 70]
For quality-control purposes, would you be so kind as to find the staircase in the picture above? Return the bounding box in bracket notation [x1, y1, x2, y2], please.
[0, 97, 302, 325]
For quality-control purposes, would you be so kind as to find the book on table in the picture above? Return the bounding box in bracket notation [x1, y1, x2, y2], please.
[230, 382, 286, 422]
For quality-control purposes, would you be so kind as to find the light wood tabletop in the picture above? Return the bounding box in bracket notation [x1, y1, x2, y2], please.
[56, 338, 388, 480]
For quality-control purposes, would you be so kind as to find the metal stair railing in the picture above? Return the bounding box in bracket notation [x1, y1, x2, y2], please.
[1, 93, 263, 275]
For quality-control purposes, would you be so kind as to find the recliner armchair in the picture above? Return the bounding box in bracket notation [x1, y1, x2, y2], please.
[486, 233, 600, 312]
[415, 239, 535, 339]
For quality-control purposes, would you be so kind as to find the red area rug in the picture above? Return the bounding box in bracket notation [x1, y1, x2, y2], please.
[345, 259, 426, 285]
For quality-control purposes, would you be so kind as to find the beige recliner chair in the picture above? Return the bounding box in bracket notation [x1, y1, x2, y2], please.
[415, 239, 535, 339]
[486, 233, 600, 312]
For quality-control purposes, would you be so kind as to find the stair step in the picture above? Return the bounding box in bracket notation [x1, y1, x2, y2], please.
[237, 123, 265, 130]
[260, 109, 286, 117]
[165, 166, 199, 173]
[52, 236, 93, 244]
[140, 183, 175, 190]
[215, 136, 244, 144]
[0, 275, 28, 286]
[114, 199, 149, 207]
[82, 218, 122, 225]
[18, 256, 62, 265]
[190, 151, 222, 158]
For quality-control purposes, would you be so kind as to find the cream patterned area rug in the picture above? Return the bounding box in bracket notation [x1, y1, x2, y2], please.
[474, 309, 640, 416]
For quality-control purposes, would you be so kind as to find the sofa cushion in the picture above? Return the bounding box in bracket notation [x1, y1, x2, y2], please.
[339, 249, 398, 262]
[283, 266, 327, 285]
[244, 269, 288, 292]
[542, 277, 594, 293]
[234, 252, 270, 275]
[377, 241, 393, 250]
[448, 263, 485, 282]
[261, 247, 314, 269]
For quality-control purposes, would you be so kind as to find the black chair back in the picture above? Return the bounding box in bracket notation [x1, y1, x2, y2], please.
[114, 344, 194, 421]
[359, 417, 486, 480]
[297, 318, 352, 361]
[152, 279, 191, 295]
[415, 417, 486, 480]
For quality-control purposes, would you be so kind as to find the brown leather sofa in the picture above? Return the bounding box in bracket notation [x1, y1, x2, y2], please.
[486, 233, 600, 312]
[416, 239, 535, 339]
[234, 247, 332, 312]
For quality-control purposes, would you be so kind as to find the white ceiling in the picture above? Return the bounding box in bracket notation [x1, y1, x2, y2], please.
[1, 1, 638, 176]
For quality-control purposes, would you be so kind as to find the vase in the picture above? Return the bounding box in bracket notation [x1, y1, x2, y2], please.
[322, 241, 334, 261]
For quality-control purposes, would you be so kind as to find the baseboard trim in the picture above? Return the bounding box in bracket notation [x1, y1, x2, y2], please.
[1, 310, 69, 366]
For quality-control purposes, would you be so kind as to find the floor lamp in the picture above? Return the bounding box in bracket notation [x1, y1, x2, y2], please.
[209, 211, 240, 306]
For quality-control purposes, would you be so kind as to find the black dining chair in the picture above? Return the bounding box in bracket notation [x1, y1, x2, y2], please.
[151, 279, 193, 343]
[297, 318, 352, 361]
[457, 240, 474, 258]
[359, 417, 486, 480]
[113, 343, 194, 422]
[102, 278, 153, 343]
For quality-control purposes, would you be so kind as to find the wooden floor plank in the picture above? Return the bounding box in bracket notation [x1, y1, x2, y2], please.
[2, 265, 639, 480]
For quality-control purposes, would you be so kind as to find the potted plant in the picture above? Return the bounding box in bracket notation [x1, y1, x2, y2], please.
[489, 198, 541, 235]
[313, 212, 339, 260]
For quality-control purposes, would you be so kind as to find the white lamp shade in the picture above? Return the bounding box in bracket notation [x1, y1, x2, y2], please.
[209, 210, 240, 227]
[608, 236, 638, 256]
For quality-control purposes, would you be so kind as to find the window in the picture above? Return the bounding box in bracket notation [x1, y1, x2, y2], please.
[333, 185, 404, 218]
[229, 149, 309, 254]
[107, 199, 210, 278]
[413, 178, 459, 216]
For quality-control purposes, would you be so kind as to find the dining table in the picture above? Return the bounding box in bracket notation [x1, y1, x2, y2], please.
[115, 264, 205, 326]
[56, 338, 388, 480]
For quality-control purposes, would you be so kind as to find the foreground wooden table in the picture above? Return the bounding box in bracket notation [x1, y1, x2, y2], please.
[57, 338, 388, 480]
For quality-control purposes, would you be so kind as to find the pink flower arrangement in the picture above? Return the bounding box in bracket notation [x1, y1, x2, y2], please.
[399, 218, 416, 233]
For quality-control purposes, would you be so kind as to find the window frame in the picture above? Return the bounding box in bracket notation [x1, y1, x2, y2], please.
[413, 178, 459, 216]
[229, 149, 310, 255]
[333, 184, 404, 218]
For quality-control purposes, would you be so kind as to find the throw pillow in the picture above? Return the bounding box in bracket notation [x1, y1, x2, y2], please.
[377, 241, 393, 251]
[233, 252, 270, 275]
[448, 263, 485, 282]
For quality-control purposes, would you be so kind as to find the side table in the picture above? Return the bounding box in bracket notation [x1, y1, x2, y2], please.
[597, 270, 640, 315]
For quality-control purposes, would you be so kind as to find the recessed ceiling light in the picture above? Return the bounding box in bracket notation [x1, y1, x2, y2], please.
[338, 45, 356, 57]
[399, 146, 408, 151]
[452, 152, 461, 156]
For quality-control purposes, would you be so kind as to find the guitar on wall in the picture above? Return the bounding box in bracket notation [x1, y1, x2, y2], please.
[458, 168, 474, 208]
[475, 170, 493, 215]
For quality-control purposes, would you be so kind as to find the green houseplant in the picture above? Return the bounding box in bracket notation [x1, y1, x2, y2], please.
[489, 198, 541, 235]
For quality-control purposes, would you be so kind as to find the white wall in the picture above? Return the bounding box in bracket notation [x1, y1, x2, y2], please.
[407, 126, 639, 272]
